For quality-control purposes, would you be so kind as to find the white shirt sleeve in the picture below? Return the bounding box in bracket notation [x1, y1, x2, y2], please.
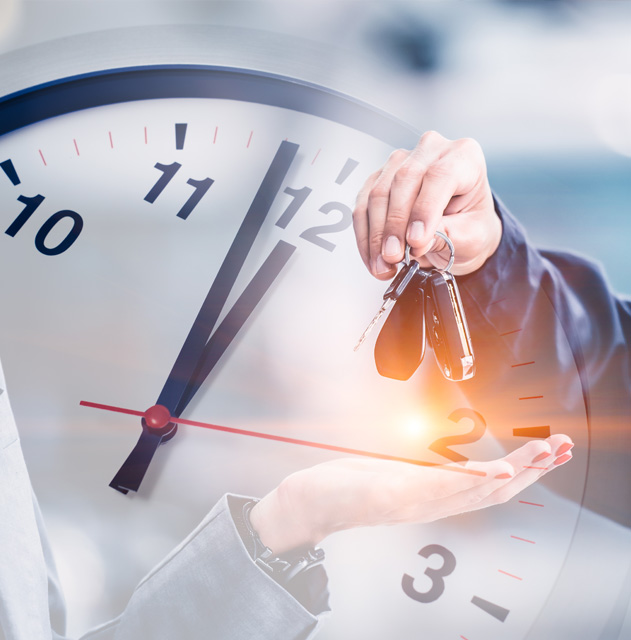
[0, 366, 327, 640]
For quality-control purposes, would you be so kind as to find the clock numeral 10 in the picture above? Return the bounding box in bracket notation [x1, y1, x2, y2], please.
[4, 194, 84, 256]
[144, 161, 214, 220]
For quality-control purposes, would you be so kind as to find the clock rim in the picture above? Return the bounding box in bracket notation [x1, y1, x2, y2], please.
[0, 63, 419, 148]
[0, 25, 420, 147]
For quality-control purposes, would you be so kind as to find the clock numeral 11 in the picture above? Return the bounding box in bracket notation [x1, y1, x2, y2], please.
[4, 194, 84, 256]
[144, 161, 214, 220]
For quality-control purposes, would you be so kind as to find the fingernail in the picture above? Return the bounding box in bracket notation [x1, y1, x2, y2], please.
[384, 235, 402, 257]
[532, 451, 551, 463]
[374, 255, 392, 275]
[407, 220, 425, 243]
[555, 443, 574, 456]
[495, 472, 513, 479]
[554, 453, 572, 466]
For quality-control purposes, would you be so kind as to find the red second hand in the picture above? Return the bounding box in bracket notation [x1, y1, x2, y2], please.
[79, 400, 486, 477]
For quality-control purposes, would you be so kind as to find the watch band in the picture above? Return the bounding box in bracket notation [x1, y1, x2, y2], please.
[230, 496, 325, 587]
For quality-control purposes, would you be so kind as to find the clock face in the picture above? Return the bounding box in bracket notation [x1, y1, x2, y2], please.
[0, 36, 624, 639]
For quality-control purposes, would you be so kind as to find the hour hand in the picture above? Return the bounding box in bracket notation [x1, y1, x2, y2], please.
[109, 406, 174, 493]
[109, 140, 299, 494]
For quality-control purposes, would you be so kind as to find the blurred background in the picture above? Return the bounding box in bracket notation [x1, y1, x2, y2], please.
[1, 1, 630, 637]
[0, 0, 630, 291]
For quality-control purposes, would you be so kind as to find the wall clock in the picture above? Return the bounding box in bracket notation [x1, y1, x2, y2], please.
[0, 25, 629, 639]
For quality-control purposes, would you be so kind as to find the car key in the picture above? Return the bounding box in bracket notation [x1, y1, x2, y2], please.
[373, 271, 426, 380]
[354, 255, 428, 352]
[424, 256, 475, 381]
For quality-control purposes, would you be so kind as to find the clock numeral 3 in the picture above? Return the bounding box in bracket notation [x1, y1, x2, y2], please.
[5, 194, 84, 256]
[402, 544, 457, 604]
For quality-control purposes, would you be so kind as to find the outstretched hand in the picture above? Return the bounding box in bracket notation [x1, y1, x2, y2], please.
[250, 434, 573, 555]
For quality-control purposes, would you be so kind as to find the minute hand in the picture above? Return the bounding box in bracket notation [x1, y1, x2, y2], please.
[109, 140, 299, 494]
[155, 140, 299, 414]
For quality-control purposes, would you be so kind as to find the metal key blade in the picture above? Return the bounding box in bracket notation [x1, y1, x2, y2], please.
[354, 298, 395, 351]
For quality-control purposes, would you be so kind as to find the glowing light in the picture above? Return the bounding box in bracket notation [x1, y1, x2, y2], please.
[404, 416, 427, 438]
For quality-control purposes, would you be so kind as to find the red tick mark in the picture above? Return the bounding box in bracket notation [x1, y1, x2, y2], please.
[498, 569, 523, 581]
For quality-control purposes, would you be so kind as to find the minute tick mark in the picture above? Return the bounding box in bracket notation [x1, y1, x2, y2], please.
[513, 425, 551, 438]
[335, 157, 359, 184]
[175, 123, 187, 150]
[471, 595, 510, 622]
[1, 159, 20, 185]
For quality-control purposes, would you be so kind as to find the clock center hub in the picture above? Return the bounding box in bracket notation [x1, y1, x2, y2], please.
[143, 404, 172, 430]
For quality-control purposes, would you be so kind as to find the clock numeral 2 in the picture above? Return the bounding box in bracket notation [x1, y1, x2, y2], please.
[276, 185, 352, 252]
[429, 408, 487, 463]
[144, 161, 214, 220]
[5, 194, 84, 256]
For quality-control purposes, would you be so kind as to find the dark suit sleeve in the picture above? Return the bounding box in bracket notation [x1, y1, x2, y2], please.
[457, 196, 631, 527]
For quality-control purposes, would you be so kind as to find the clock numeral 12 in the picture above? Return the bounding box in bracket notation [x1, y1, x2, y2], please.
[144, 161, 214, 220]
[4, 194, 84, 256]
[275, 185, 352, 252]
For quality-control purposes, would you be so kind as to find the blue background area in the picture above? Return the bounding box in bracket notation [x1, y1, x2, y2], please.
[489, 155, 631, 293]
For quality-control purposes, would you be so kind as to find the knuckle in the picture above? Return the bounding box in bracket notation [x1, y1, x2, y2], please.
[419, 130, 445, 147]
[388, 148, 410, 164]
[425, 159, 454, 181]
[368, 182, 390, 203]
[392, 160, 423, 185]
[369, 232, 384, 254]
[385, 210, 409, 230]
[456, 136, 482, 156]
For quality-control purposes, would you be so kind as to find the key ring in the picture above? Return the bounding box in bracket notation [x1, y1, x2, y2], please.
[404, 230, 455, 273]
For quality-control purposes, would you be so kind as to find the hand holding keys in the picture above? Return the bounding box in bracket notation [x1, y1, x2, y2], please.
[355, 232, 475, 382]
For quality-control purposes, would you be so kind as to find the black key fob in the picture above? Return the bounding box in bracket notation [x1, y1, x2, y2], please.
[374, 276, 425, 380]
[425, 269, 475, 381]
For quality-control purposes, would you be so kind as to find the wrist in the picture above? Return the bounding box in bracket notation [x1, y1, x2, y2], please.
[249, 481, 325, 555]
[229, 495, 326, 591]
